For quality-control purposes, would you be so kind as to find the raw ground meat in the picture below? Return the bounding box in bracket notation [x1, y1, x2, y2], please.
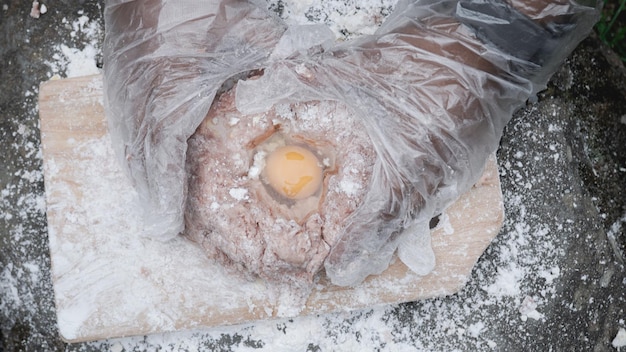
[184, 82, 376, 301]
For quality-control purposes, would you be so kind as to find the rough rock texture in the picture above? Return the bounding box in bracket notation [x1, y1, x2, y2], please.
[1, 1, 625, 351]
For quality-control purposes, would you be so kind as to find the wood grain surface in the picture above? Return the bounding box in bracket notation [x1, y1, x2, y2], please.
[39, 75, 504, 343]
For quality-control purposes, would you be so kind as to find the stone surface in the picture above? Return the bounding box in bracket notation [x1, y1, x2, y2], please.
[1, 1, 625, 351]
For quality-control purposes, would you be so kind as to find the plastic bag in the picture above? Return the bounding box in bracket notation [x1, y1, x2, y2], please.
[103, 0, 600, 286]
[103, 0, 286, 239]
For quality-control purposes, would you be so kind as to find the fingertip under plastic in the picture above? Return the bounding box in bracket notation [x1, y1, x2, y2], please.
[397, 222, 436, 276]
[325, 241, 398, 287]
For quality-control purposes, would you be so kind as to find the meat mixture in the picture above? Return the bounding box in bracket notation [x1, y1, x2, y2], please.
[184, 83, 376, 301]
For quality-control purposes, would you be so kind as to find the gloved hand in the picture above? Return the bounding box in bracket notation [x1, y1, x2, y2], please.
[103, 0, 600, 286]
[235, 0, 600, 285]
[104, 0, 286, 240]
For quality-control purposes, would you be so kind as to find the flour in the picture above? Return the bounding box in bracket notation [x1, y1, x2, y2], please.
[484, 265, 524, 298]
[614, 328, 626, 348]
[248, 151, 267, 179]
[276, 0, 396, 40]
[467, 321, 485, 337]
[45, 132, 279, 341]
[607, 214, 626, 263]
[229, 187, 249, 201]
[46, 15, 102, 78]
[338, 178, 362, 196]
[518, 296, 544, 321]
[57, 44, 100, 78]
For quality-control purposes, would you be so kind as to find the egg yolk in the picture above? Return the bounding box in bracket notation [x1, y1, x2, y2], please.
[264, 145, 323, 200]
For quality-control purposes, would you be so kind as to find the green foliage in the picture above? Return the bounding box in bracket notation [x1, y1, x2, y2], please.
[597, 0, 626, 61]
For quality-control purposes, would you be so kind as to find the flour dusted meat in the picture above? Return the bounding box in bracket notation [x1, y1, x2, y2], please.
[184, 83, 375, 299]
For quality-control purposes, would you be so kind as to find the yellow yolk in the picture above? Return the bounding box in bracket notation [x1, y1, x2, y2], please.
[264, 145, 323, 200]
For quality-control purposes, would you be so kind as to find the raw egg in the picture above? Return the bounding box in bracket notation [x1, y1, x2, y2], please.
[264, 145, 323, 200]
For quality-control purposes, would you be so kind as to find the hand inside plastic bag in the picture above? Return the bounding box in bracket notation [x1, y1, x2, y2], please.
[103, 0, 599, 288]
[104, 0, 286, 238]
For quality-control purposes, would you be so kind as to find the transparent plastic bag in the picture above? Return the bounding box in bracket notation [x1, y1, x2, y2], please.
[103, 0, 286, 239]
[103, 0, 600, 286]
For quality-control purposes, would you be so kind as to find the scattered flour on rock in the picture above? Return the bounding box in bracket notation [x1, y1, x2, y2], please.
[46, 14, 102, 78]
[614, 327, 626, 348]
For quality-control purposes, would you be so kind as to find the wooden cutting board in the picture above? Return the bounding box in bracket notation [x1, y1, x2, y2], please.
[38, 74, 504, 343]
